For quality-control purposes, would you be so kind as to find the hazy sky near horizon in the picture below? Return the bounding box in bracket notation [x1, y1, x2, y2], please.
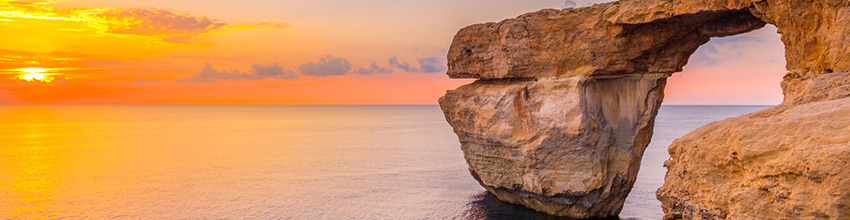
[0, 0, 786, 105]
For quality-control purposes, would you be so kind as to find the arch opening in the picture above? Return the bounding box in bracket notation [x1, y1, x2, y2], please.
[665, 25, 786, 105]
[621, 22, 787, 218]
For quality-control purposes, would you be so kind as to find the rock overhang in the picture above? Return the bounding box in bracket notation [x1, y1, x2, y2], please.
[447, 0, 850, 80]
[439, 0, 850, 218]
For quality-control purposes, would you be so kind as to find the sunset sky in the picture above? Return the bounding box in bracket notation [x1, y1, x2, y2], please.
[0, 0, 787, 105]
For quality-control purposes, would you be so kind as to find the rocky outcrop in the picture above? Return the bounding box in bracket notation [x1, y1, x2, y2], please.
[657, 72, 850, 219]
[439, 0, 850, 219]
[441, 74, 667, 217]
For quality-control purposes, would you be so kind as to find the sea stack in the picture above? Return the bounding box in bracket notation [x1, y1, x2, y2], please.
[439, 0, 850, 219]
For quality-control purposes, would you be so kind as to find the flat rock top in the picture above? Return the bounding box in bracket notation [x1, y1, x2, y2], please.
[447, 0, 850, 80]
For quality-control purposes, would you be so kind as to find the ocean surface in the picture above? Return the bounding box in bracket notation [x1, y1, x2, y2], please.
[0, 105, 770, 219]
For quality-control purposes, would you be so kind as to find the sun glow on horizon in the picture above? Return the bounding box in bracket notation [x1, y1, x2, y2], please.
[0, 0, 786, 105]
[18, 68, 52, 82]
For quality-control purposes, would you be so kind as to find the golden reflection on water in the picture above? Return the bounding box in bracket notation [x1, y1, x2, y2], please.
[1, 105, 762, 219]
[0, 105, 772, 219]
[2, 107, 60, 218]
[0, 105, 479, 219]
[0, 106, 148, 218]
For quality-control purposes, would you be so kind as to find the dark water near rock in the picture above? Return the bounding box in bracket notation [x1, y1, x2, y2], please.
[0, 105, 769, 219]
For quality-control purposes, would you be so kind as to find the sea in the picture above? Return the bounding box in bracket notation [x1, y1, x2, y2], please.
[0, 105, 771, 219]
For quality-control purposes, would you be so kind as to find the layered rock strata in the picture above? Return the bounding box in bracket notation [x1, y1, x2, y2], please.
[439, 0, 850, 219]
[441, 74, 667, 217]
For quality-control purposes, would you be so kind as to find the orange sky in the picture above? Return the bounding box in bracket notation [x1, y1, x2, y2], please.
[0, 0, 787, 105]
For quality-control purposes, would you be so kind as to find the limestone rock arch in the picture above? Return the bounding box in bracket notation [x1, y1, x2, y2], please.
[438, 0, 850, 219]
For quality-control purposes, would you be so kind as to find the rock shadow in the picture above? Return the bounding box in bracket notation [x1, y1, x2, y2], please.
[458, 191, 633, 220]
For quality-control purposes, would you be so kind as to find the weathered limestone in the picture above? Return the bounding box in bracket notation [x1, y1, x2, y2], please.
[657, 72, 850, 220]
[610, 0, 850, 74]
[447, 4, 765, 79]
[440, 74, 667, 217]
[439, 0, 850, 219]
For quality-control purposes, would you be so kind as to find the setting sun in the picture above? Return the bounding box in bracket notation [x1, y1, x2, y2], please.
[18, 68, 50, 82]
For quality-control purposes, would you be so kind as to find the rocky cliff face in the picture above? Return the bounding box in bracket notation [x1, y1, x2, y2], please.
[439, 0, 850, 219]
[440, 75, 667, 217]
[657, 72, 850, 219]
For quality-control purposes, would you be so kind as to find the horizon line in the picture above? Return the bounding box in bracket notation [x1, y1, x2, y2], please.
[0, 104, 779, 106]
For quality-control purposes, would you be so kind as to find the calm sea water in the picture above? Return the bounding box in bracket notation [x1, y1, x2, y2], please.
[0, 105, 769, 219]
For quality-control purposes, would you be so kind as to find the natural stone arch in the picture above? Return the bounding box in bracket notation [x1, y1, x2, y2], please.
[439, 0, 850, 219]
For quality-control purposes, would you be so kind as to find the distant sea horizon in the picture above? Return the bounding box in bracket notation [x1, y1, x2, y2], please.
[0, 104, 777, 106]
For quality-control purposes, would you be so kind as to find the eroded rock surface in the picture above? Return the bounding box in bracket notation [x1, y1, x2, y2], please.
[441, 75, 666, 217]
[447, 4, 764, 79]
[439, 0, 850, 219]
[657, 72, 850, 220]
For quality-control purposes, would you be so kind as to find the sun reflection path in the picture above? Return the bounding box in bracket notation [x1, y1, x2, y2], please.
[0, 107, 61, 218]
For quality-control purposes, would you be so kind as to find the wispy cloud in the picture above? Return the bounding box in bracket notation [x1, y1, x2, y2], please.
[134, 78, 166, 86]
[0, 1, 293, 44]
[5, 74, 70, 85]
[388, 57, 418, 72]
[0, 53, 80, 65]
[688, 30, 775, 67]
[561, 0, 577, 8]
[150, 54, 447, 84]
[226, 19, 292, 30]
[352, 61, 394, 74]
[417, 56, 447, 73]
[178, 63, 298, 83]
[298, 55, 445, 76]
[387, 56, 447, 73]
[94, 8, 227, 44]
[298, 55, 352, 77]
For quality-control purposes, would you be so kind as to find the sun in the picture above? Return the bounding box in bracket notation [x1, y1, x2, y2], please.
[18, 68, 51, 82]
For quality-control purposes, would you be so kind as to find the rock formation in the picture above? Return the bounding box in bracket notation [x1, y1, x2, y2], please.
[657, 72, 850, 219]
[439, 0, 850, 219]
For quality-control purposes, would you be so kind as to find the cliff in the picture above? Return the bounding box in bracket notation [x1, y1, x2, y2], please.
[439, 0, 850, 219]
[657, 72, 850, 219]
